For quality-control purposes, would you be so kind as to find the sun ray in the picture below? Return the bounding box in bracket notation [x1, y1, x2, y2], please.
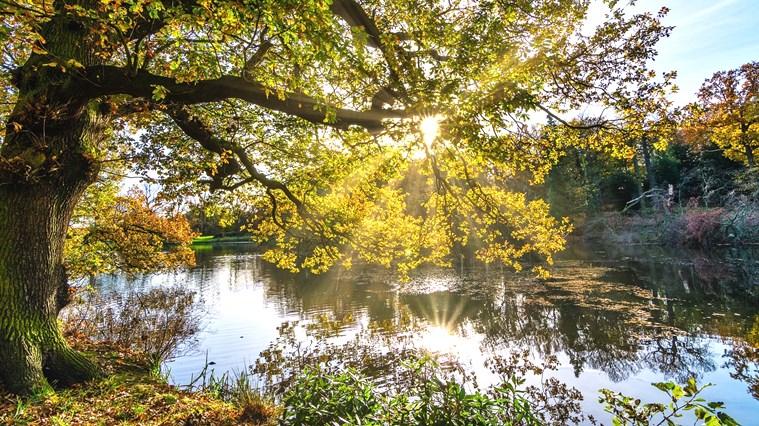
[420, 115, 443, 149]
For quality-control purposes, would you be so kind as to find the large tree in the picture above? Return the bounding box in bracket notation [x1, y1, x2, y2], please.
[0, 0, 669, 394]
[688, 62, 759, 167]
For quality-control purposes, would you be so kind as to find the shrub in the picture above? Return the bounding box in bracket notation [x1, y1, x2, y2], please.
[280, 358, 541, 426]
[276, 362, 739, 426]
[599, 377, 739, 426]
[681, 208, 725, 246]
[281, 367, 380, 425]
[62, 287, 201, 368]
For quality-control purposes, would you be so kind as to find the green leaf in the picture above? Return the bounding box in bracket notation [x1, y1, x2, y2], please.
[684, 377, 698, 396]
[671, 385, 684, 401]
[151, 85, 169, 101]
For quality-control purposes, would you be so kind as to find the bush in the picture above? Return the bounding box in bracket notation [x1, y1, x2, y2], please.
[733, 168, 759, 201]
[599, 377, 738, 426]
[281, 363, 739, 426]
[62, 287, 201, 368]
[281, 367, 380, 425]
[681, 208, 725, 247]
[280, 358, 541, 426]
[659, 203, 759, 247]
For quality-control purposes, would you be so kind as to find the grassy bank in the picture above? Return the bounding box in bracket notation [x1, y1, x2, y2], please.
[580, 204, 759, 247]
[0, 340, 276, 426]
[191, 234, 255, 245]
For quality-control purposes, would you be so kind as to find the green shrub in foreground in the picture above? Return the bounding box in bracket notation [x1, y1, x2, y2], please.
[599, 377, 739, 426]
[279, 360, 741, 426]
[280, 359, 540, 426]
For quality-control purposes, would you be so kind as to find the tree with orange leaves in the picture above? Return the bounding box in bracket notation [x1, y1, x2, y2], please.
[688, 62, 759, 167]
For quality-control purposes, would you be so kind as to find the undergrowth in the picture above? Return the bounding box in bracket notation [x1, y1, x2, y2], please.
[0, 339, 265, 425]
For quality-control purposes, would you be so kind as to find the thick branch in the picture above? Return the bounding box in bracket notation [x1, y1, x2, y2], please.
[83, 66, 404, 131]
[330, 0, 408, 102]
[330, 0, 382, 48]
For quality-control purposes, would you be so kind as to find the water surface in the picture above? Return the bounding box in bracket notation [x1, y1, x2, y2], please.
[98, 243, 759, 423]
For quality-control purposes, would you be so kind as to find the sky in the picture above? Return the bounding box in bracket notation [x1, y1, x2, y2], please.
[587, 0, 759, 105]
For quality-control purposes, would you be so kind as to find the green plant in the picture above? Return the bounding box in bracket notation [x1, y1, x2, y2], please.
[599, 377, 739, 426]
[279, 358, 543, 426]
[281, 367, 381, 425]
[187, 359, 279, 424]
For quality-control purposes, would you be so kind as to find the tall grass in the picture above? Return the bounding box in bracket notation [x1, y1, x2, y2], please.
[186, 356, 279, 424]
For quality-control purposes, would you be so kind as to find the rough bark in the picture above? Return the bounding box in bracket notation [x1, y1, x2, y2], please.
[0, 181, 99, 394]
[744, 143, 755, 167]
[631, 152, 647, 209]
[739, 125, 755, 167]
[0, 3, 106, 394]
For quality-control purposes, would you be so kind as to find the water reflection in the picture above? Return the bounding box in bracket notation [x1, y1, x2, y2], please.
[98, 243, 759, 422]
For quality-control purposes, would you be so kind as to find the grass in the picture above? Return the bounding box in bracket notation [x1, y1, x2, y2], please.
[191, 234, 254, 245]
[0, 340, 277, 426]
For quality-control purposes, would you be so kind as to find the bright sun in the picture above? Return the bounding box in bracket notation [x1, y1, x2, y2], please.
[419, 115, 442, 148]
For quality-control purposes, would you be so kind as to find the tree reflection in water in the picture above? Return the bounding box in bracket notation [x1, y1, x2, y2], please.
[245, 245, 759, 402]
[724, 314, 759, 399]
[190, 244, 759, 408]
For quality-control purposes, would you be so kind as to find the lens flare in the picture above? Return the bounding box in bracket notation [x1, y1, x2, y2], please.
[419, 115, 442, 148]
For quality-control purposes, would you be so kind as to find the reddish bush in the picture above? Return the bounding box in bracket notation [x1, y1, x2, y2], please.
[682, 208, 724, 246]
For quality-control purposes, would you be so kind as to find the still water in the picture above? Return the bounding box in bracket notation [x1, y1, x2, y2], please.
[98, 242, 759, 423]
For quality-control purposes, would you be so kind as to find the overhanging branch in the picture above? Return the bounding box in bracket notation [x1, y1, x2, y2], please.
[330, 0, 382, 48]
[164, 105, 307, 216]
[535, 104, 615, 130]
[83, 66, 404, 131]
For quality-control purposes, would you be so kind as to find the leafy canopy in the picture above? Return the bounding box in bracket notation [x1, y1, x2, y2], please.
[65, 182, 196, 280]
[0, 0, 672, 277]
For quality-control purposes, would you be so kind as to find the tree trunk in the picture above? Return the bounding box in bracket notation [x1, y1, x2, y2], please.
[641, 138, 657, 191]
[640, 137, 657, 210]
[0, 181, 100, 394]
[0, 1, 110, 395]
[745, 143, 755, 167]
[632, 152, 647, 209]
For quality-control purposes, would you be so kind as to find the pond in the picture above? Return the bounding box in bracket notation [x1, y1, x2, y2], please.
[97, 242, 759, 424]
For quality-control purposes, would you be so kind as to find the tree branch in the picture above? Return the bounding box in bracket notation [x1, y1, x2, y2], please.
[330, 0, 382, 48]
[164, 105, 307, 216]
[535, 104, 613, 130]
[84, 66, 403, 131]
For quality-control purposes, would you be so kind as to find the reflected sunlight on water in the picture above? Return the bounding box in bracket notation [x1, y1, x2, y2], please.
[96, 242, 759, 424]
